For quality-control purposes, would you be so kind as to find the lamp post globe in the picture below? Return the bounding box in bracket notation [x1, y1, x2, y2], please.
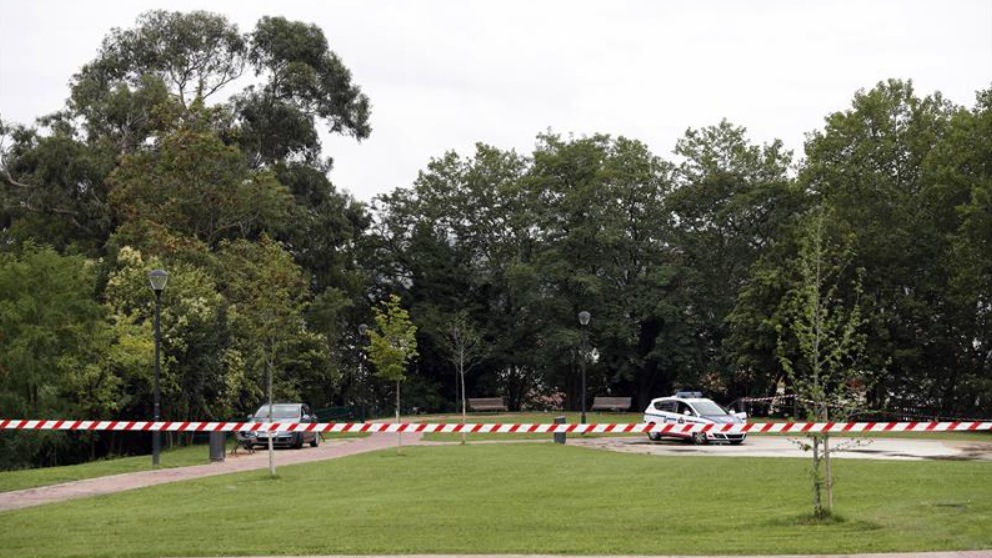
[148, 269, 168, 466]
[578, 311, 590, 424]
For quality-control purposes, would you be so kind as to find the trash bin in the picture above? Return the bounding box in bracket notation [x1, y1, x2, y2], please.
[553, 416, 566, 444]
[209, 431, 226, 462]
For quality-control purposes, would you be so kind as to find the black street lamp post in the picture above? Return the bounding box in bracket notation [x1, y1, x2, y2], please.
[578, 310, 590, 424]
[148, 269, 169, 466]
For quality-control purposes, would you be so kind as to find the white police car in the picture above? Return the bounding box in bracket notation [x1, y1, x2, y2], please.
[643, 392, 747, 445]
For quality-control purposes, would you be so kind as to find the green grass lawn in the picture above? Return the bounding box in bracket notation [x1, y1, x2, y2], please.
[1, 443, 989, 557]
[2, 414, 985, 493]
[0, 434, 366, 493]
[0, 443, 218, 493]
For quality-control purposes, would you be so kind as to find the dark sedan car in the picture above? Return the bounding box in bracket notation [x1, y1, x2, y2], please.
[240, 403, 320, 449]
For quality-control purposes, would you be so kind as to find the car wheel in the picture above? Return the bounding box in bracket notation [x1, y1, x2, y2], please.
[646, 424, 661, 442]
[691, 432, 708, 445]
[310, 433, 319, 448]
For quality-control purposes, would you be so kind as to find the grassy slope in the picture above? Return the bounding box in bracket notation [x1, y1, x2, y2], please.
[0, 434, 365, 493]
[1, 443, 989, 558]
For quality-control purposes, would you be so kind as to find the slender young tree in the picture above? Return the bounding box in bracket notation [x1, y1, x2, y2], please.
[776, 207, 869, 518]
[365, 294, 418, 452]
[438, 311, 488, 444]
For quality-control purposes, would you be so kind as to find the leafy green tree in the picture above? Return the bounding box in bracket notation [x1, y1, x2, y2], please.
[668, 119, 800, 397]
[215, 237, 327, 473]
[801, 79, 960, 413]
[1, 11, 371, 468]
[0, 244, 115, 468]
[238, 16, 371, 166]
[2, 10, 370, 263]
[105, 246, 238, 425]
[918, 87, 992, 414]
[108, 116, 292, 251]
[71, 10, 245, 113]
[216, 238, 330, 406]
[0, 119, 118, 254]
[776, 208, 870, 519]
[372, 144, 532, 410]
[525, 133, 678, 408]
[366, 294, 418, 451]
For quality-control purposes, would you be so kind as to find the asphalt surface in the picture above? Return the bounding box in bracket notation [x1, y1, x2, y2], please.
[571, 434, 992, 461]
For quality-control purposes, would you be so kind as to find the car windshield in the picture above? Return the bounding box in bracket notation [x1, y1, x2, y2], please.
[253, 405, 300, 420]
[691, 400, 729, 416]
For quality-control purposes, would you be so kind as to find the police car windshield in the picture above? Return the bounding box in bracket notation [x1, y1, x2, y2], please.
[691, 400, 728, 416]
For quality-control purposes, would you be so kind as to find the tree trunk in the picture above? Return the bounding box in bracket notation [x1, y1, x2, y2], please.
[396, 380, 402, 454]
[267, 350, 275, 477]
[812, 434, 823, 518]
[460, 350, 467, 445]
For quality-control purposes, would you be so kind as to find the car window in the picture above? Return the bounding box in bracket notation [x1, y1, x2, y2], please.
[653, 401, 676, 412]
[254, 404, 301, 420]
[690, 400, 728, 416]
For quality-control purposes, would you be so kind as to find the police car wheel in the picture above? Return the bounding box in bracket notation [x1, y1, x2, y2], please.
[646, 424, 661, 441]
[691, 432, 708, 445]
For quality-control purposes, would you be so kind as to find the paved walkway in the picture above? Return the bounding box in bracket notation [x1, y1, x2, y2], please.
[0, 432, 423, 512]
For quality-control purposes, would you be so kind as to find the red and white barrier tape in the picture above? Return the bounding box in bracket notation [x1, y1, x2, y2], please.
[1, 419, 990, 434]
[736, 394, 797, 403]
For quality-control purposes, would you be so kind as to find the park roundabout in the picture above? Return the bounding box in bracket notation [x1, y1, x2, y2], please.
[570, 433, 992, 461]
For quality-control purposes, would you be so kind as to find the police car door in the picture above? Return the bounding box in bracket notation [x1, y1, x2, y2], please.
[654, 400, 679, 424]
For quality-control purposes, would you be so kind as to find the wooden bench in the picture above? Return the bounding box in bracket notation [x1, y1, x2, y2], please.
[468, 397, 507, 412]
[591, 396, 632, 412]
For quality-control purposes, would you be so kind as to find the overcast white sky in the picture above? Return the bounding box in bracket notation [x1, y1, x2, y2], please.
[2, 1, 990, 202]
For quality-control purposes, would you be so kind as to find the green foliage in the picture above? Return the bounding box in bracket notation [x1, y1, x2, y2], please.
[216, 237, 334, 406]
[801, 79, 981, 415]
[669, 120, 801, 394]
[775, 208, 870, 517]
[0, 245, 115, 468]
[239, 16, 371, 165]
[776, 208, 869, 415]
[72, 10, 246, 110]
[108, 120, 292, 250]
[105, 246, 235, 422]
[366, 294, 418, 384]
[2, 10, 990, 471]
[0, 120, 118, 254]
